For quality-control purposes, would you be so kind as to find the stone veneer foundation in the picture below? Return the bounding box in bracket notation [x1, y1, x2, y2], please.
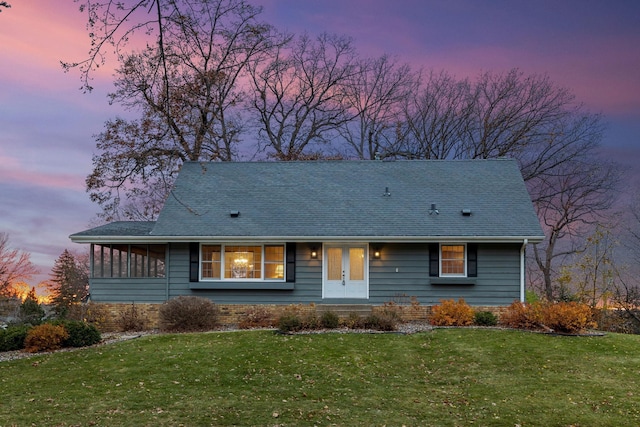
[90, 302, 507, 332]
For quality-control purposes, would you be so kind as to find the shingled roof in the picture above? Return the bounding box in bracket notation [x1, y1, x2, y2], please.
[71, 159, 544, 243]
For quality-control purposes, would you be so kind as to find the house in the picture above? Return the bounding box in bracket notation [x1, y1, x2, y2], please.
[70, 159, 544, 325]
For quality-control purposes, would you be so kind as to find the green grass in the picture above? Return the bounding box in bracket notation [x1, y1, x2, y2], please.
[1, 329, 639, 426]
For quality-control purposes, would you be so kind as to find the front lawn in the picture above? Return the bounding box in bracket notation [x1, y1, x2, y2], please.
[1, 329, 639, 426]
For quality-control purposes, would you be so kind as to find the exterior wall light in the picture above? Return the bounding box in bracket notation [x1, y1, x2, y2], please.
[310, 248, 318, 259]
[373, 249, 381, 259]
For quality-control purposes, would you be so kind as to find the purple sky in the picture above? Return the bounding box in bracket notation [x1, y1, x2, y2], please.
[1, 0, 639, 287]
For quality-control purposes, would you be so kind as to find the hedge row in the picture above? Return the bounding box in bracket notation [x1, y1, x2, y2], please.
[0, 320, 101, 353]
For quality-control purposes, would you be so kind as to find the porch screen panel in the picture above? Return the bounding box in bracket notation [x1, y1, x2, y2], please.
[91, 244, 167, 278]
[148, 245, 166, 278]
[130, 244, 148, 277]
[349, 247, 364, 280]
[327, 247, 342, 280]
[112, 244, 128, 278]
[93, 245, 105, 278]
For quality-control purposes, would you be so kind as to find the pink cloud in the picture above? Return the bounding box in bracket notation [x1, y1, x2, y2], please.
[0, 152, 84, 191]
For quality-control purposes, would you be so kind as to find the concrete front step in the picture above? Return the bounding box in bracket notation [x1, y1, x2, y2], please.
[315, 304, 373, 317]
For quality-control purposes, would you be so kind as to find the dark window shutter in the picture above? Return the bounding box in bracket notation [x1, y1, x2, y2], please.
[286, 243, 296, 283]
[429, 243, 439, 277]
[467, 244, 477, 278]
[189, 243, 199, 282]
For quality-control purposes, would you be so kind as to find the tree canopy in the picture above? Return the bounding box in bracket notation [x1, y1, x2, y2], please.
[67, 0, 623, 301]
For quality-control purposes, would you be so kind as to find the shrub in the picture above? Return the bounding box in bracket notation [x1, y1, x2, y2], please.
[51, 320, 101, 348]
[594, 309, 640, 334]
[499, 301, 544, 330]
[429, 299, 475, 326]
[117, 303, 147, 332]
[24, 324, 69, 353]
[0, 324, 31, 351]
[343, 312, 366, 329]
[320, 311, 340, 329]
[238, 306, 276, 329]
[65, 302, 109, 330]
[159, 296, 219, 332]
[363, 313, 397, 331]
[301, 312, 320, 330]
[379, 301, 404, 322]
[525, 290, 541, 304]
[18, 294, 45, 325]
[541, 302, 596, 334]
[277, 314, 302, 333]
[474, 311, 498, 326]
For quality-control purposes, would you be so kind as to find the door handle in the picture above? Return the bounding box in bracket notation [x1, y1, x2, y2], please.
[342, 271, 345, 286]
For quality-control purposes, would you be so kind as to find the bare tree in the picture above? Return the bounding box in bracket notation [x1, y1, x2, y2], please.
[461, 70, 571, 161]
[0, 233, 38, 297]
[249, 32, 357, 160]
[69, 0, 283, 221]
[568, 224, 618, 307]
[530, 158, 620, 300]
[338, 55, 414, 159]
[396, 70, 472, 159]
[0, 2, 10, 13]
[607, 198, 640, 329]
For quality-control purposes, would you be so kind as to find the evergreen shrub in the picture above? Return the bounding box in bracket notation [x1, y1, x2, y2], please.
[277, 314, 302, 333]
[320, 311, 340, 329]
[474, 311, 498, 326]
[51, 320, 101, 347]
[0, 324, 31, 351]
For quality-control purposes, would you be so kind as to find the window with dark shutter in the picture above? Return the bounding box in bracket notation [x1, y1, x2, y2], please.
[189, 243, 199, 282]
[285, 242, 296, 282]
[429, 243, 439, 277]
[467, 244, 477, 278]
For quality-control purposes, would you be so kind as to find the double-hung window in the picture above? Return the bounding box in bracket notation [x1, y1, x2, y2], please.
[440, 244, 466, 277]
[201, 244, 285, 281]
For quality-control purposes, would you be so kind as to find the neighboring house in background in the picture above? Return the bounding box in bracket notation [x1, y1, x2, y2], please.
[70, 159, 544, 323]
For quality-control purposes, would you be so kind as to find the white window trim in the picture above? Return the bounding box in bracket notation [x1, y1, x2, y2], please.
[199, 243, 286, 282]
[439, 243, 467, 277]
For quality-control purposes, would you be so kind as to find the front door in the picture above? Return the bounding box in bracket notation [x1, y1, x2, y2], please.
[323, 244, 368, 299]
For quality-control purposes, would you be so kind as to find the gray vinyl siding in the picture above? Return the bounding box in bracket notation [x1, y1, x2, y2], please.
[368, 243, 520, 306]
[88, 242, 522, 306]
[88, 278, 168, 303]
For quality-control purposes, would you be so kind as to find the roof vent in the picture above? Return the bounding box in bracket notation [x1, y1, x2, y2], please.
[429, 203, 439, 215]
[383, 186, 391, 197]
[229, 210, 240, 218]
[461, 209, 472, 216]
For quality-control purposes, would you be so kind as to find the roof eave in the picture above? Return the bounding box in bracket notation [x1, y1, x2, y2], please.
[70, 234, 545, 244]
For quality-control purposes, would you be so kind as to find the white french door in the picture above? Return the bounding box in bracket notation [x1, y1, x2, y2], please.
[323, 244, 368, 299]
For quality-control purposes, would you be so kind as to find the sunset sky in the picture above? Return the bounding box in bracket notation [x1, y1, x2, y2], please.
[1, 0, 639, 286]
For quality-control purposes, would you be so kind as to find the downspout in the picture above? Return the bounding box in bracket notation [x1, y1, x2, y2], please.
[520, 239, 528, 302]
[165, 243, 170, 301]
